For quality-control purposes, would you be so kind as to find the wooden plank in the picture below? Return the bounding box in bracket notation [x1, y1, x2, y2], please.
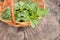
[0, 21, 24, 40]
[0, 0, 60, 40]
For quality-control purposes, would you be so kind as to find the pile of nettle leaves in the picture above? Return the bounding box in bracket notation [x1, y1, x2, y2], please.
[2, 1, 48, 28]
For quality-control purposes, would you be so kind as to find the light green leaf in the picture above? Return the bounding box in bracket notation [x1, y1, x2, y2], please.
[2, 7, 11, 20]
[14, 3, 20, 10]
[37, 8, 48, 17]
[30, 18, 39, 28]
[30, 20, 35, 28]
[18, 1, 25, 7]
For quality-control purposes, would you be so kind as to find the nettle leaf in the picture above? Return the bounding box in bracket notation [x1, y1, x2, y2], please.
[14, 3, 20, 10]
[18, 1, 25, 10]
[26, 2, 38, 13]
[30, 20, 35, 28]
[30, 18, 39, 28]
[3, 7, 10, 15]
[18, 1, 25, 6]
[15, 9, 29, 22]
[37, 8, 48, 17]
[30, 2, 38, 12]
[2, 7, 11, 20]
[21, 10, 29, 21]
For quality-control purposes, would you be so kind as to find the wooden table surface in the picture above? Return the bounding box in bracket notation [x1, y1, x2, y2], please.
[0, 0, 60, 40]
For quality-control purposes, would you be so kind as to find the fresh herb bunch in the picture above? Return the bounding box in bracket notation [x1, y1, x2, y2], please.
[2, 1, 48, 28]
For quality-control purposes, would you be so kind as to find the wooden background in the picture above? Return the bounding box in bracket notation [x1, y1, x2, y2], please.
[0, 0, 60, 40]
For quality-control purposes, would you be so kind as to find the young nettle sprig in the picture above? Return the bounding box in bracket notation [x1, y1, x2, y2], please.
[2, 1, 48, 28]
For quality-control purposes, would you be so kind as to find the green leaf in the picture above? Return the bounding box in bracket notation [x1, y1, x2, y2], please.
[30, 18, 39, 28]
[37, 8, 48, 17]
[18, 1, 25, 6]
[26, 2, 38, 13]
[30, 20, 35, 28]
[14, 3, 20, 10]
[2, 7, 11, 20]
[18, 1, 25, 10]
[20, 10, 29, 21]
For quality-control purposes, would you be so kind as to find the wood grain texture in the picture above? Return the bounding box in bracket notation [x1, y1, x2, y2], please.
[0, 0, 60, 40]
